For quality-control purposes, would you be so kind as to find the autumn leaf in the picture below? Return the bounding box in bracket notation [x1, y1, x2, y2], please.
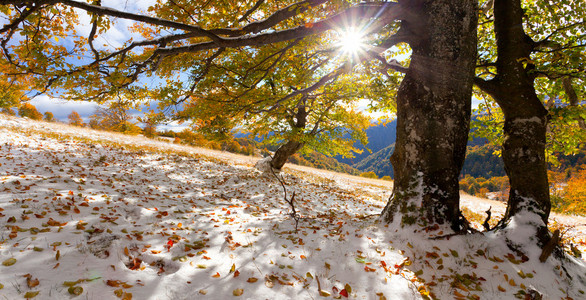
[233, 288, 244, 296]
[23, 291, 40, 298]
[26, 276, 40, 288]
[68, 286, 83, 296]
[247, 277, 258, 283]
[107, 280, 121, 287]
[340, 288, 349, 297]
[2, 258, 16, 266]
[212, 272, 220, 278]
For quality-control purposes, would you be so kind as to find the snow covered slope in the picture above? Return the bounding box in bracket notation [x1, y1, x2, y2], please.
[1, 114, 585, 299]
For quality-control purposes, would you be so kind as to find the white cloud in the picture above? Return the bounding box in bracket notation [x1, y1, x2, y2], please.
[30, 95, 99, 121]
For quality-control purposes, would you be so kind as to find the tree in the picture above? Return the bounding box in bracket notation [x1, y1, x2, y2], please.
[68, 111, 84, 127]
[380, 0, 478, 230]
[0, 0, 477, 231]
[89, 102, 141, 134]
[43, 111, 54, 122]
[18, 103, 42, 120]
[473, 0, 585, 238]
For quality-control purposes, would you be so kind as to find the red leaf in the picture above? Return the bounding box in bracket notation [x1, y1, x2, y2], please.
[340, 289, 349, 297]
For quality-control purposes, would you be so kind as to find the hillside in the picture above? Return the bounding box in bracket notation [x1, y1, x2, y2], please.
[353, 144, 395, 178]
[1, 114, 586, 300]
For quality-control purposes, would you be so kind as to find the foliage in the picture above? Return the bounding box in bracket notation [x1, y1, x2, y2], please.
[353, 143, 394, 178]
[18, 103, 43, 120]
[550, 168, 586, 215]
[1, 107, 15, 115]
[459, 175, 509, 199]
[359, 171, 378, 179]
[143, 122, 157, 138]
[473, 0, 586, 164]
[461, 145, 505, 178]
[287, 151, 360, 175]
[43, 111, 55, 122]
[89, 103, 142, 135]
[68, 111, 84, 127]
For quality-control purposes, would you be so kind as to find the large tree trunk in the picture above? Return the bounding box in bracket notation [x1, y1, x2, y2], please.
[491, 0, 551, 226]
[270, 140, 304, 170]
[380, 0, 478, 231]
[269, 103, 308, 170]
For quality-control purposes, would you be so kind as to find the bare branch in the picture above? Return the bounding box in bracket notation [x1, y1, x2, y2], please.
[238, 0, 265, 23]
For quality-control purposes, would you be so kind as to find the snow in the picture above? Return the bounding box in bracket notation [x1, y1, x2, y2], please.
[1, 114, 586, 299]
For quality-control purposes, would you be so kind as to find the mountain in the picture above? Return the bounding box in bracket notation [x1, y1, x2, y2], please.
[353, 143, 395, 178]
[336, 119, 397, 165]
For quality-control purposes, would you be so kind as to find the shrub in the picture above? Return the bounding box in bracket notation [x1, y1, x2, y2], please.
[68, 111, 85, 127]
[360, 171, 378, 179]
[18, 103, 43, 120]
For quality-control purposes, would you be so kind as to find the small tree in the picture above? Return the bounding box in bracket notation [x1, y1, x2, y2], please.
[1, 107, 15, 115]
[18, 103, 43, 120]
[43, 111, 55, 122]
[68, 111, 84, 127]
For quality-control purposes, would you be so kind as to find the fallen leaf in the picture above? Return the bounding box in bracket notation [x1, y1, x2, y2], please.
[27, 276, 40, 288]
[212, 272, 220, 278]
[68, 286, 83, 296]
[247, 277, 258, 283]
[233, 288, 244, 296]
[2, 258, 16, 266]
[24, 291, 40, 298]
[340, 288, 349, 297]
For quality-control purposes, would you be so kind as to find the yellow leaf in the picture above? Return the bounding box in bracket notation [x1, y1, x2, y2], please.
[68, 286, 83, 296]
[247, 277, 258, 283]
[497, 285, 506, 292]
[2, 258, 16, 266]
[233, 288, 244, 296]
[24, 291, 40, 298]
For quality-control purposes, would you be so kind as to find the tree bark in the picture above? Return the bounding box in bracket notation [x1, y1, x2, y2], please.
[380, 0, 478, 231]
[488, 0, 551, 226]
[270, 140, 304, 170]
[269, 103, 307, 170]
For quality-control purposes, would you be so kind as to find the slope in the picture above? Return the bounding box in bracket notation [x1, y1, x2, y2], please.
[1, 114, 585, 300]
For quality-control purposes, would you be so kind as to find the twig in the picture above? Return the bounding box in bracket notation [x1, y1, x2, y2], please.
[269, 166, 300, 232]
[539, 229, 560, 263]
[482, 206, 492, 231]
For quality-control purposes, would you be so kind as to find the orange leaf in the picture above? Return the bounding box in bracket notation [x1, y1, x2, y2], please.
[124, 247, 129, 256]
[107, 280, 121, 287]
[212, 272, 220, 278]
[234, 270, 240, 278]
[247, 277, 258, 283]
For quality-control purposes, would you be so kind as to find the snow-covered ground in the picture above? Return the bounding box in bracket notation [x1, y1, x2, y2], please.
[1, 114, 585, 300]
